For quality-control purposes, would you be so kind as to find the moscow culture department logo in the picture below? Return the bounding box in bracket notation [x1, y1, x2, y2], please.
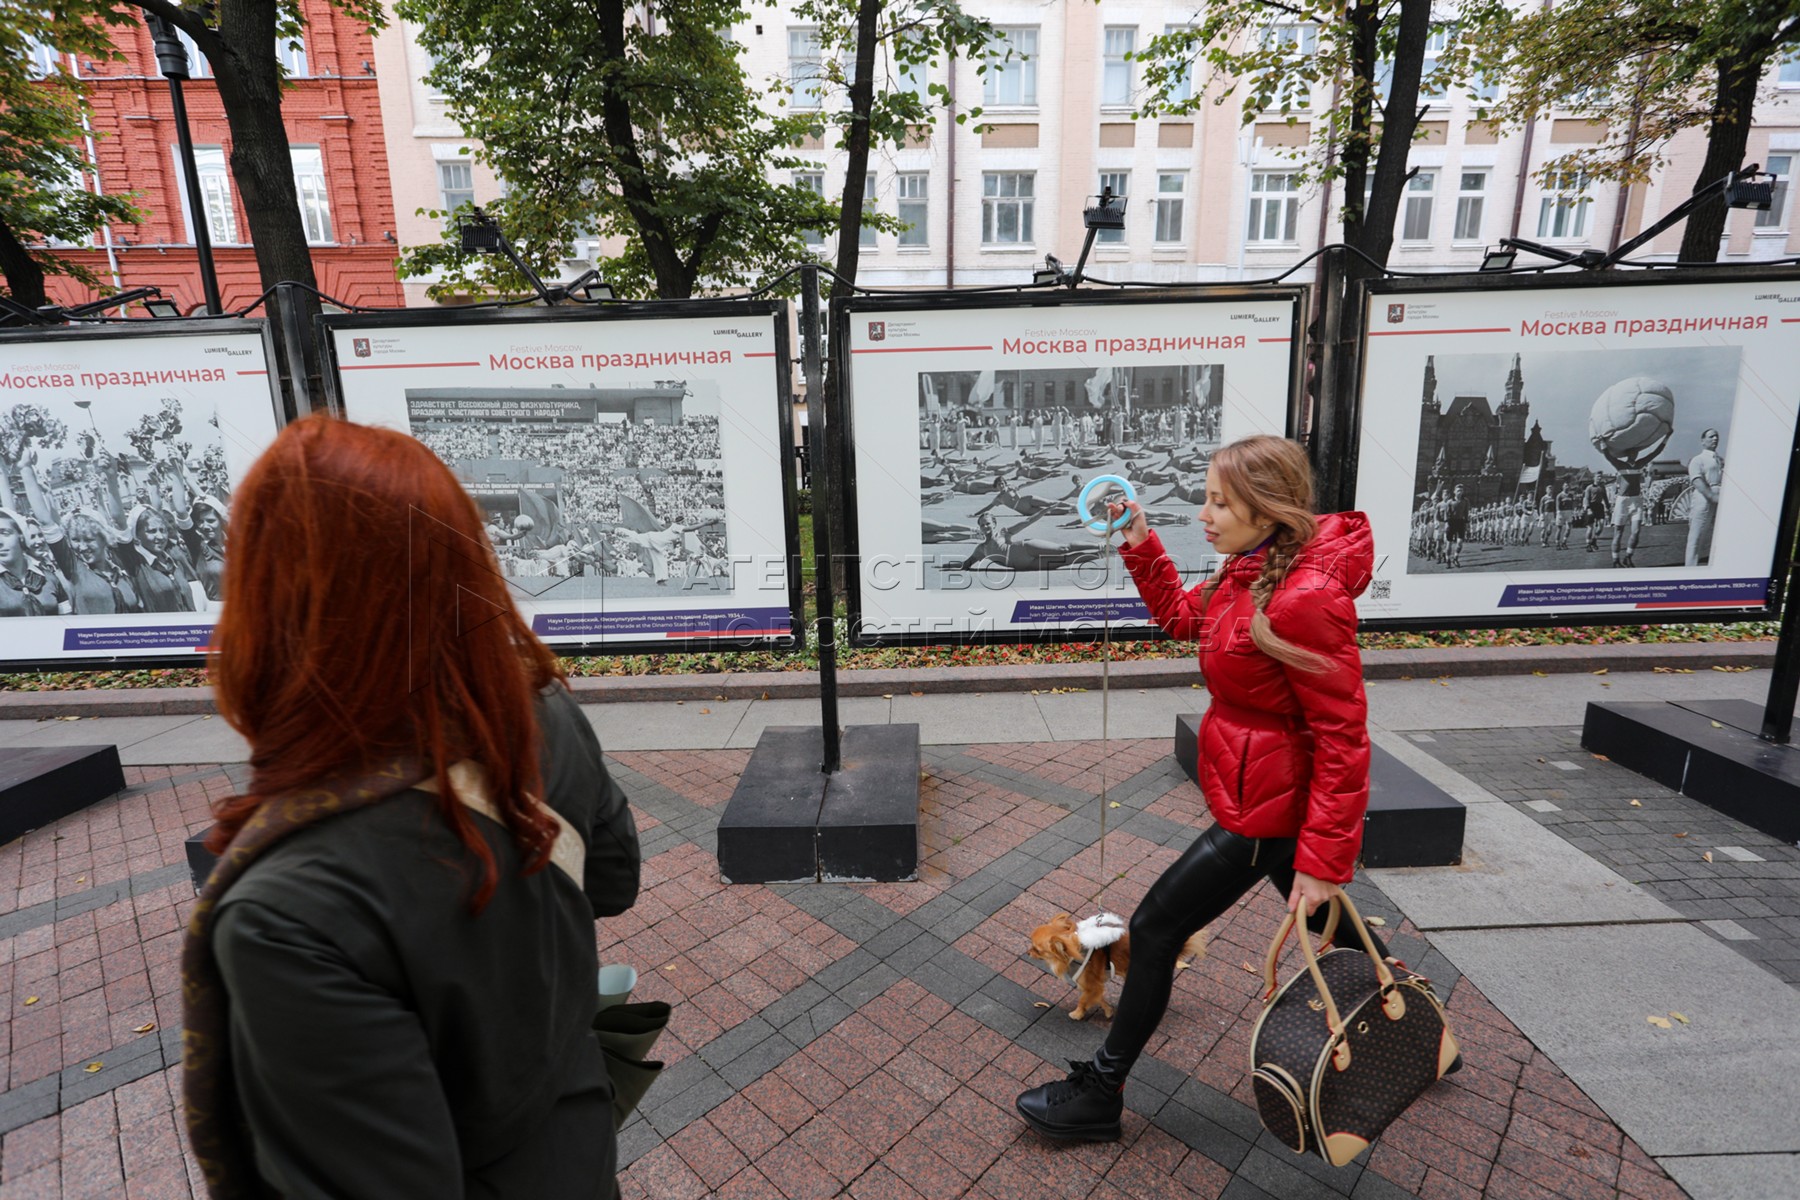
[352, 337, 372, 358]
[1386, 304, 1406, 325]
[867, 321, 886, 342]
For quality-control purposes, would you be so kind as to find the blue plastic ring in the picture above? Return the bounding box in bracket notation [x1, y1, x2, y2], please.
[1077, 474, 1137, 535]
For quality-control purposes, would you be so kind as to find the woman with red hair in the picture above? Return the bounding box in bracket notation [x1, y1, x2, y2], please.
[182, 415, 641, 1198]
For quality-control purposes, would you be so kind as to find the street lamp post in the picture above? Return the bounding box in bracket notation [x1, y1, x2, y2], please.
[145, 15, 222, 315]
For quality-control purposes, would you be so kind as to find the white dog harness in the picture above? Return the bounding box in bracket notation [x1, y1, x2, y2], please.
[1045, 912, 1127, 985]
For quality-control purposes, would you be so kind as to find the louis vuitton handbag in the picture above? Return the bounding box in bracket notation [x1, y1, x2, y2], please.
[1248, 887, 1459, 1167]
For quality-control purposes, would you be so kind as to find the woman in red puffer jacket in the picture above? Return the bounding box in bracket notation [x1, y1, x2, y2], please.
[1018, 434, 1379, 1143]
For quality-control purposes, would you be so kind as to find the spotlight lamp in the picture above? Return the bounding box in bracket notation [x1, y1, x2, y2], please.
[142, 299, 182, 318]
[1083, 188, 1128, 231]
[1478, 246, 1517, 273]
[1032, 255, 1067, 287]
[1726, 165, 1776, 212]
[581, 281, 615, 301]
[458, 208, 504, 254]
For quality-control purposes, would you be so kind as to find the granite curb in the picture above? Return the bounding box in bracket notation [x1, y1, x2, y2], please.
[0, 639, 1772, 719]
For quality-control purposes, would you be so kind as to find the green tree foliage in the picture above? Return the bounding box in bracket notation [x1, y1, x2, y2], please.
[1137, 0, 1507, 267]
[1476, 0, 1800, 262]
[0, 4, 141, 310]
[395, 0, 838, 300]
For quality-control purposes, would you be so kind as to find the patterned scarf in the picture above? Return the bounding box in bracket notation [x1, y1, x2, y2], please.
[181, 756, 431, 1198]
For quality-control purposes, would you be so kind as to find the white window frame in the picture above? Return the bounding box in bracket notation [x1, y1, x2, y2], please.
[1102, 26, 1135, 108]
[1401, 170, 1437, 241]
[1154, 172, 1186, 244]
[1420, 27, 1451, 102]
[438, 160, 475, 215]
[1096, 172, 1130, 244]
[789, 27, 827, 111]
[859, 174, 878, 249]
[1780, 46, 1800, 87]
[291, 146, 333, 245]
[1758, 154, 1792, 230]
[795, 171, 825, 246]
[897, 172, 928, 247]
[1263, 24, 1317, 110]
[1537, 170, 1593, 240]
[983, 27, 1038, 108]
[1453, 170, 1487, 242]
[278, 33, 308, 77]
[1162, 25, 1194, 104]
[1246, 171, 1299, 244]
[24, 36, 61, 78]
[982, 172, 1035, 245]
[173, 144, 239, 245]
[174, 26, 212, 79]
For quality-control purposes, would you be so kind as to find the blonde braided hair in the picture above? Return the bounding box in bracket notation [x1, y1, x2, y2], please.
[1199, 436, 1332, 674]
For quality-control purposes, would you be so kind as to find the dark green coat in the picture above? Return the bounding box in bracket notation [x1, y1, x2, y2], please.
[212, 685, 640, 1198]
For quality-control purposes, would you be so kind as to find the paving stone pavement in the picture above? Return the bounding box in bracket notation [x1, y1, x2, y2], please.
[0, 742, 1702, 1200]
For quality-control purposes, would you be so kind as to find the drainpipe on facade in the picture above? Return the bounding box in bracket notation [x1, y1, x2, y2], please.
[945, 62, 956, 288]
[1315, 77, 1344, 260]
[1609, 78, 1647, 252]
[1508, 1, 1552, 240]
[72, 54, 125, 308]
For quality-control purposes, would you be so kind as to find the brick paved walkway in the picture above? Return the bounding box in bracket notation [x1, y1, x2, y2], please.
[1, 745, 1697, 1199]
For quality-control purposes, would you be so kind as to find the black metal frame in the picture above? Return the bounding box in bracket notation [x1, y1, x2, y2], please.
[832, 285, 1309, 649]
[0, 317, 284, 671]
[1345, 267, 1800, 633]
[315, 300, 804, 657]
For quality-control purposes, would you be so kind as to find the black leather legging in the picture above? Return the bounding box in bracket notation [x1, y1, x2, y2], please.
[1093, 823, 1386, 1082]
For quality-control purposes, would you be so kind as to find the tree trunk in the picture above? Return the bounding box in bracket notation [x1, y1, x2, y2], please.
[820, 0, 882, 608]
[1350, 0, 1432, 272]
[1677, 48, 1762, 263]
[595, 0, 690, 297]
[0, 216, 49, 312]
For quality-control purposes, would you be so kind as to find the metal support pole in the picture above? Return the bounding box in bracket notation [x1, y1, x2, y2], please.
[274, 282, 315, 417]
[166, 77, 222, 315]
[1760, 565, 1800, 743]
[801, 265, 841, 774]
[1310, 245, 1350, 510]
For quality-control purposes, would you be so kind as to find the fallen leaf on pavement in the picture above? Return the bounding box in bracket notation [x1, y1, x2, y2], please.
[698, 708, 710, 714]
[1674, 831, 1688, 838]
[1591, 753, 1609, 761]
[1592, 668, 1608, 676]
[1629, 799, 1642, 807]
[1671, 1012, 1690, 1025]
[1646, 1016, 1672, 1029]
[24, 997, 38, 1006]
[1365, 917, 1387, 927]
[1175, 961, 1191, 971]
[881, 694, 893, 699]
[1702, 851, 1713, 863]
[1108, 801, 1120, 809]
[1240, 961, 1257, 974]
[84, 1062, 103, 1073]
[1032, 1002, 1051, 1009]
[133, 1022, 155, 1033]
[911, 691, 924, 697]
[1532, 671, 1548, 677]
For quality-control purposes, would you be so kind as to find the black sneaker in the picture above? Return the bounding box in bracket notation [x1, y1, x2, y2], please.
[1015, 1060, 1124, 1141]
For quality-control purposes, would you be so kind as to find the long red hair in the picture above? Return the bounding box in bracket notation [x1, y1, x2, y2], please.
[206, 414, 563, 909]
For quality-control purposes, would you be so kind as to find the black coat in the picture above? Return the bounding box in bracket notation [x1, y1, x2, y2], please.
[211, 684, 640, 1198]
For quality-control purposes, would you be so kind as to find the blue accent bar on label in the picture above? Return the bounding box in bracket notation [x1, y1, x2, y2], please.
[1495, 577, 1768, 608]
[531, 607, 792, 638]
[1010, 598, 1151, 624]
[62, 624, 213, 652]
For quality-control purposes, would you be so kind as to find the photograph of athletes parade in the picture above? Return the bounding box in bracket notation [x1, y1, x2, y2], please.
[1402, 346, 1736, 575]
[406, 381, 732, 598]
[913, 362, 1225, 589]
[0, 395, 233, 619]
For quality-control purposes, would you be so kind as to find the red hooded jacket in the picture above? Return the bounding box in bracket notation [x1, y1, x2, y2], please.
[1119, 512, 1373, 882]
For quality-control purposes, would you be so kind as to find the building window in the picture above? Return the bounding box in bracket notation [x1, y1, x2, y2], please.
[897, 41, 930, 103]
[24, 35, 60, 77]
[796, 171, 825, 245]
[1402, 170, 1436, 241]
[1420, 27, 1451, 101]
[278, 34, 308, 77]
[291, 146, 333, 244]
[1246, 171, 1299, 243]
[982, 172, 1034, 244]
[1262, 24, 1316, 109]
[1102, 27, 1134, 107]
[1758, 154, 1792, 229]
[1154, 172, 1185, 243]
[859, 175, 878, 248]
[1453, 170, 1487, 241]
[174, 26, 213, 79]
[983, 27, 1038, 107]
[1162, 25, 1194, 104]
[1780, 46, 1800, 86]
[1537, 170, 1593, 239]
[789, 27, 826, 110]
[1096, 172, 1129, 243]
[174, 145, 238, 244]
[897, 172, 927, 246]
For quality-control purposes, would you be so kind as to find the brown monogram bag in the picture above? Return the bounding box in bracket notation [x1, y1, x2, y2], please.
[1248, 888, 1459, 1167]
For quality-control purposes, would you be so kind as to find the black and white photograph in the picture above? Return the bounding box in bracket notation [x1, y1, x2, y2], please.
[0, 394, 233, 619]
[916, 362, 1225, 588]
[1402, 346, 1738, 575]
[406, 381, 733, 598]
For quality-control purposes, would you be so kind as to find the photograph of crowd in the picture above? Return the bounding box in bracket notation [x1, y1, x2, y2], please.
[912, 363, 1226, 589]
[1402, 347, 1738, 575]
[0, 396, 232, 619]
[406, 381, 732, 599]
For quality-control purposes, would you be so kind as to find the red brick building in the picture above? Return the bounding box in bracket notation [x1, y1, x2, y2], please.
[44, 4, 404, 315]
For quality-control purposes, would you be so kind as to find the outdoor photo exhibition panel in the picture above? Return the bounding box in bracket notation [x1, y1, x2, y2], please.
[842, 289, 1304, 645]
[320, 303, 800, 653]
[1351, 271, 1800, 628]
[0, 319, 283, 667]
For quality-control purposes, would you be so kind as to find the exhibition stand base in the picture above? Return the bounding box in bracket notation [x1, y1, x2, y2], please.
[1583, 699, 1800, 843]
[1, 745, 126, 848]
[1173, 714, 1465, 867]
[718, 724, 921, 884]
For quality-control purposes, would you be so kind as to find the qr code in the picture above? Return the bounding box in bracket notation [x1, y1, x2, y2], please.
[1369, 579, 1392, 600]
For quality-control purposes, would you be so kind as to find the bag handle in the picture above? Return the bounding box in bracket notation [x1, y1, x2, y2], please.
[1268, 887, 1406, 1073]
[1261, 897, 1341, 999]
[418, 760, 587, 886]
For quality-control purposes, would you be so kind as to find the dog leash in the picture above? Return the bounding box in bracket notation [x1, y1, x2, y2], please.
[1076, 474, 1136, 907]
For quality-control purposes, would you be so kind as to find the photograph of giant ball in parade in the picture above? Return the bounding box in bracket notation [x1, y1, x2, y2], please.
[1403, 345, 1737, 575]
[914, 363, 1226, 589]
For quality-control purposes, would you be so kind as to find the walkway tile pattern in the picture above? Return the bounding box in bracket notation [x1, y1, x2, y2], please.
[0, 748, 1694, 1198]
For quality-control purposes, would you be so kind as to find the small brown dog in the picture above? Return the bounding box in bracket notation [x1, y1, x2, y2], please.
[1028, 912, 1206, 1020]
